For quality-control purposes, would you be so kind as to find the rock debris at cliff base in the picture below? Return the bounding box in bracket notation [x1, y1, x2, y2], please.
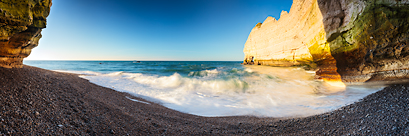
[0, 65, 408, 135]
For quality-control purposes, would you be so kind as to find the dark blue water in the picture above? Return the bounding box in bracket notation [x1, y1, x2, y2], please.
[24, 61, 243, 76]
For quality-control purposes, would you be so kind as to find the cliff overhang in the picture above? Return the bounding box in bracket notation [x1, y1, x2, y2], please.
[0, 0, 52, 68]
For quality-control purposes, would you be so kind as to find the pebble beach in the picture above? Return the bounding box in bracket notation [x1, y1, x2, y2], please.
[1, 65, 408, 135]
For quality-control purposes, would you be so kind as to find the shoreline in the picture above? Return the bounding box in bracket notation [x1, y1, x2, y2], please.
[0, 65, 408, 135]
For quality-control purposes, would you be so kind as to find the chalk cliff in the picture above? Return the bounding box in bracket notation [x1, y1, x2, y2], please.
[0, 0, 52, 68]
[243, 0, 409, 82]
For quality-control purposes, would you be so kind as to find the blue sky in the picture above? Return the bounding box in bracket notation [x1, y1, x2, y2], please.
[26, 0, 292, 61]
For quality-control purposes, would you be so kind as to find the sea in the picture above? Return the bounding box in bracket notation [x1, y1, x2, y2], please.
[24, 60, 385, 117]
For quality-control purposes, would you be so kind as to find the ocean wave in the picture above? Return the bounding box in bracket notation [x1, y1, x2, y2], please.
[58, 66, 385, 117]
[54, 70, 101, 76]
[119, 72, 250, 93]
[188, 69, 219, 77]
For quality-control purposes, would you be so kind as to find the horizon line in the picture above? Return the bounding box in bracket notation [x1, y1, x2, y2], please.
[24, 60, 244, 61]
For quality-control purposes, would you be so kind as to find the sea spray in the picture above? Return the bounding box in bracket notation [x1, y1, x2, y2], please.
[79, 66, 384, 117]
[24, 61, 385, 117]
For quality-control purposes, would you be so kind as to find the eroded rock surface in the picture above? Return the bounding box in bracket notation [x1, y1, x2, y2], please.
[243, 0, 409, 82]
[0, 0, 52, 68]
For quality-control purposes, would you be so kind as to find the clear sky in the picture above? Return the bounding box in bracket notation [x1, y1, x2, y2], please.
[26, 0, 292, 61]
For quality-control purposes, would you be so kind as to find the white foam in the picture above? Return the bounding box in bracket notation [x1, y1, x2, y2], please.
[305, 71, 316, 74]
[61, 67, 384, 117]
[125, 96, 151, 105]
[55, 70, 100, 76]
[244, 68, 253, 73]
[188, 69, 219, 78]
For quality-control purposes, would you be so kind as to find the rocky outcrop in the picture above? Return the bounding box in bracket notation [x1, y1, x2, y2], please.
[243, 0, 409, 82]
[0, 0, 52, 68]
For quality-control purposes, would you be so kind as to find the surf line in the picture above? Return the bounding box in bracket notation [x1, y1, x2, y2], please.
[125, 96, 151, 105]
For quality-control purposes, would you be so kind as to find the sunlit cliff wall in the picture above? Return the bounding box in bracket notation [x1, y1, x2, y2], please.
[243, 0, 409, 82]
[0, 0, 52, 68]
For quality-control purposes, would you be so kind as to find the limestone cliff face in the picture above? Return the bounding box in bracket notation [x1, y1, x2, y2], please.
[243, 0, 409, 82]
[0, 0, 52, 68]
